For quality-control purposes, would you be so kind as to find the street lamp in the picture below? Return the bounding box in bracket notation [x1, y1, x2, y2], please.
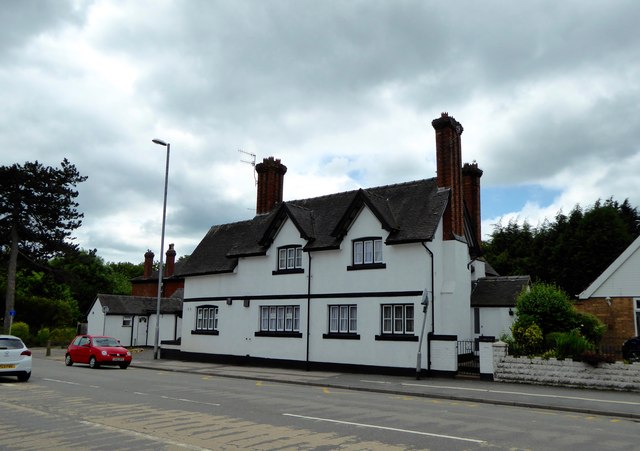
[152, 138, 170, 359]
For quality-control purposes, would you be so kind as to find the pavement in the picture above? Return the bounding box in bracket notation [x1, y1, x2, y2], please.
[33, 346, 640, 421]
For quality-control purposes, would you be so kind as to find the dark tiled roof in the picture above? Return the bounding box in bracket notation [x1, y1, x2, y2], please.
[95, 294, 183, 316]
[178, 178, 449, 277]
[471, 276, 531, 307]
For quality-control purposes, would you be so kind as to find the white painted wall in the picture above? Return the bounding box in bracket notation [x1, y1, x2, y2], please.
[181, 206, 474, 370]
[589, 247, 640, 297]
[87, 299, 181, 347]
[473, 307, 515, 339]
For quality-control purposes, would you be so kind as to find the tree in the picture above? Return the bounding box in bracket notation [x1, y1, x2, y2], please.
[482, 198, 639, 296]
[1, 159, 87, 332]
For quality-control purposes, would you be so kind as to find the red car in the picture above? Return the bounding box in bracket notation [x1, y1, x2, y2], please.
[65, 335, 132, 369]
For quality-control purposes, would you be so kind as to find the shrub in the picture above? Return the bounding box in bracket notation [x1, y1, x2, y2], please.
[580, 351, 615, 367]
[516, 283, 575, 337]
[35, 327, 51, 346]
[511, 323, 543, 356]
[573, 311, 606, 345]
[552, 329, 593, 359]
[10, 322, 30, 343]
[49, 327, 77, 346]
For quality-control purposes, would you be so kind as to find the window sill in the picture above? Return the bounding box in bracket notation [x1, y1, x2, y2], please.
[347, 263, 386, 271]
[375, 334, 418, 342]
[322, 333, 360, 340]
[254, 331, 303, 338]
[191, 330, 219, 335]
[272, 268, 304, 275]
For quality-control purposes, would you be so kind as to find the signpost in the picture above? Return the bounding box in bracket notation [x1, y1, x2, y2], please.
[8, 309, 16, 335]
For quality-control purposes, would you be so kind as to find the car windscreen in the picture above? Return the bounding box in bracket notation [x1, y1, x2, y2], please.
[93, 337, 120, 347]
[0, 338, 24, 349]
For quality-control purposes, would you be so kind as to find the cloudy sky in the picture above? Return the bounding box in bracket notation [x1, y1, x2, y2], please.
[2, 1, 639, 264]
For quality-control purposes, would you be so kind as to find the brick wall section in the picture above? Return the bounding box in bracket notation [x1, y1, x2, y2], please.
[574, 297, 636, 342]
[255, 157, 287, 215]
[432, 113, 464, 240]
[165, 243, 176, 277]
[462, 162, 483, 248]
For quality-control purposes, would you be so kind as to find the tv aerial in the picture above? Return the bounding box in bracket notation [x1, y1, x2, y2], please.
[238, 149, 257, 185]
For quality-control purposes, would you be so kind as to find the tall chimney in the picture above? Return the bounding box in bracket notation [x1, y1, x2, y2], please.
[143, 250, 154, 278]
[462, 162, 483, 248]
[165, 243, 176, 277]
[255, 157, 287, 215]
[432, 112, 464, 240]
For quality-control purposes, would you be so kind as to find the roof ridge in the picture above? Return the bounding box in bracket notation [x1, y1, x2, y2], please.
[286, 177, 435, 205]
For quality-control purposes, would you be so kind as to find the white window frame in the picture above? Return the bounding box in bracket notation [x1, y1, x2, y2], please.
[196, 306, 218, 332]
[329, 305, 357, 334]
[353, 238, 383, 265]
[260, 305, 300, 332]
[122, 316, 132, 327]
[278, 246, 303, 270]
[381, 304, 414, 335]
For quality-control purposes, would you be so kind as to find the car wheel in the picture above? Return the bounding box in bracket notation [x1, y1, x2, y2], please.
[629, 351, 640, 362]
[17, 372, 31, 382]
[89, 356, 100, 369]
[119, 363, 129, 369]
[65, 354, 73, 366]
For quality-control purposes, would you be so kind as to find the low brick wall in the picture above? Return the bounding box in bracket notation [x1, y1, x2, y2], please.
[494, 352, 640, 392]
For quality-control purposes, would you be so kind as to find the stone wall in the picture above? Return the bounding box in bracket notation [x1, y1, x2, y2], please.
[492, 342, 640, 392]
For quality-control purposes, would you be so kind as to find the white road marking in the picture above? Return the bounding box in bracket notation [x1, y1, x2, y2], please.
[401, 383, 640, 406]
[283, 413, 485, 443]
[43, 378, 81, 386]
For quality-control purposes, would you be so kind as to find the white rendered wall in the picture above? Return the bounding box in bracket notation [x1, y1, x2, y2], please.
[474, 307, 515, 339]
[181, 206, 473, 370]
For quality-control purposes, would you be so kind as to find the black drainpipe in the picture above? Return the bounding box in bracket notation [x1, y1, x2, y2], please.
[130, 315, 136, 346]
[422, 242, 435, 372]
[305, 251, 312, 371]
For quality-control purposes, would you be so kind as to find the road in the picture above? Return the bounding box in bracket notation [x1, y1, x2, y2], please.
[1, 356, 638, 450]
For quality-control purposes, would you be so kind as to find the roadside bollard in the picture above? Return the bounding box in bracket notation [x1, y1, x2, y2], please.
[46, 340, 51, 357]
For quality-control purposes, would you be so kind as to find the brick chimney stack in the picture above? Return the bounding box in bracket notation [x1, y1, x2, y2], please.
[165, 243, 176, 277]
[462, 162, 483, 248]
[143, 250, 154, 278]
[255, 157, 287, 215]
[432, 112, 464, 240]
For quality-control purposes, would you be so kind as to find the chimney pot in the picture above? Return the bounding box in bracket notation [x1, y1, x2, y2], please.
[255, 156, 287, 215]
[143, 250, 154, 278]
[165, 243, 176, 277]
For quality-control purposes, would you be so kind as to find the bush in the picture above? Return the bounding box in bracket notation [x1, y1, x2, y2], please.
[35, 327, 51, 346]
[511, 323, 543, 356]
[49, 327, 76, 346]
[10, 321, 30, 343]
[516, 283, 575, 337]
[552, 329, 593, 359]
[573, 311, 606, 345]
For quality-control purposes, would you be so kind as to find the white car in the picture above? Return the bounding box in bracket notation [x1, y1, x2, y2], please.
[0, 335, 32, 382]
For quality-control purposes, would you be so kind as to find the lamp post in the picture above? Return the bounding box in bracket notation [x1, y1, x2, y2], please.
[152, 138, 170, 359]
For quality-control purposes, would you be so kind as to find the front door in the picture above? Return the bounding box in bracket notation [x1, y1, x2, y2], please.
[136, 317, 148, 346]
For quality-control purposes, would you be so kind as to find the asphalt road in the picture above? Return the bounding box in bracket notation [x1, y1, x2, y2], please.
[0, 353, 638, 450]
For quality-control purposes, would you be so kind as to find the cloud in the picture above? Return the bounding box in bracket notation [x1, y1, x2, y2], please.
[1, 1, 640, 262]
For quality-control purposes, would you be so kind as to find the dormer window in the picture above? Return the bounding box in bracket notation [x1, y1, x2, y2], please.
[273, 245, 304, 275]
[348, 237, 386, 270]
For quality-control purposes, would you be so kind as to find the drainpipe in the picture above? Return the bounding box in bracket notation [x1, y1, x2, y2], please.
[421, 242, 435, 373]
[130, 315, 136, 346]
[305, 251, 312, 371]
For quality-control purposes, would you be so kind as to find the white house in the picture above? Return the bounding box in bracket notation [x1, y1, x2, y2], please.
[172, 113, 508, 375]
[87, 293, 183, 347]
[470, 276, 530, 339]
